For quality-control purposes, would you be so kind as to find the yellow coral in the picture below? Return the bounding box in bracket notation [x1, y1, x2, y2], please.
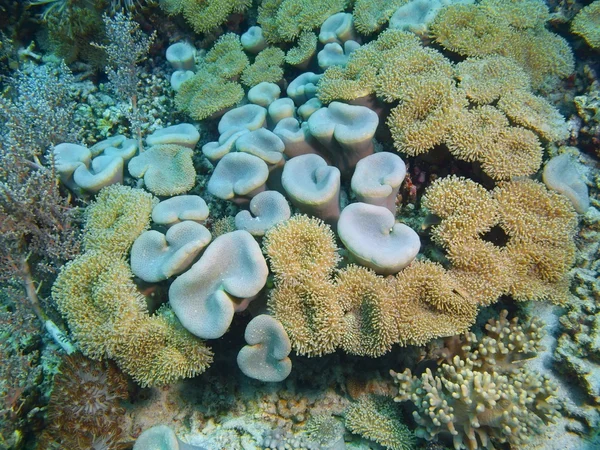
[263, 215, 339, 283]
[479, 126, 543, 180]
[352, 0, 408, 34]
[268, 278, 343, 357]
[241, 47, 285, 87]
[336, 265, 397, 357]
[497, 89, 569, 142]
[175, 71, 244, 121]
[83, 184, 156, 255]
[259, 0, 348, 42]
[572, 1, 600, 48]
[345, 395, 415, 450]
[480, 0, 550, 30]
[285, 31, 317, 67]
[392, 260, 478, 346]
[387, 76, 467, 156]
[456, 55, 531, 104]
[159, 0, 251, 35]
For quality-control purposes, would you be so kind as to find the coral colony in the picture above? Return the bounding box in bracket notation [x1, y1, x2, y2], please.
[2, 0, 600, 449]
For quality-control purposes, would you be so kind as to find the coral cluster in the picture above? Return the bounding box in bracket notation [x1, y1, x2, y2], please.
[265, 215, 478, 357]
[317, 29, 568, 181]
[423, 176, 578, 305]
[391, 312, 561, 450]
[52, 185, 213, 386]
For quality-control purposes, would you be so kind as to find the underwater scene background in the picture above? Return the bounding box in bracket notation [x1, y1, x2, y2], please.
[1, 0, 600, 449]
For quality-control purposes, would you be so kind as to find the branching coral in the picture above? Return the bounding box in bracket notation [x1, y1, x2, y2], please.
[391, 312, 560, 450]
[345, 394, 416, 450]
[52, 185, 213, 386]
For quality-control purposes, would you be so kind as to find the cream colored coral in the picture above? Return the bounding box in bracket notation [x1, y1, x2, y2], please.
[391, 312, 560, 450]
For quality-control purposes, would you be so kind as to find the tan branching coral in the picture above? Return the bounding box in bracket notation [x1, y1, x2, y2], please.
[392, 260, 478, 346]
[336, 265, 397, 357]
[571, 1, 600, 48]
[345, 395, 416, 450]
[391, 312, 560, 450]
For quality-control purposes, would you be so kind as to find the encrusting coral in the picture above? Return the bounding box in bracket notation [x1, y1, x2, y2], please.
[52, 185, 213, 386]
[391, 312, 560, 450]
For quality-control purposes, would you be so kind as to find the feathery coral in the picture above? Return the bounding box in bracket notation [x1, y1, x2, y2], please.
[159, 0, 251, 34]
[241, 47, 285, 87]
[345, 395, 415, 450]
[337, 265, 397, 357]
[571, 1, 600, 48]
[392, 260, 478, 346]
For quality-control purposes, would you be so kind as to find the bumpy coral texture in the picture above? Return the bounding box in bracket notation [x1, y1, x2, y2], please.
[391, 312, 560, 450]
[52, 185, 213, 386]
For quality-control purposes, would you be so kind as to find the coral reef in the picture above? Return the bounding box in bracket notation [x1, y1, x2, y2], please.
[392, 312, 561, 450]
